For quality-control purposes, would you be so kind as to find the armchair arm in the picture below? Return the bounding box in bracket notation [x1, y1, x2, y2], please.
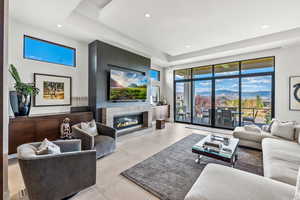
[53, 139, 81, 153]
[96, 122, 117, 139]
[72, 126, 94, 150]
[18, 150, 96, 200]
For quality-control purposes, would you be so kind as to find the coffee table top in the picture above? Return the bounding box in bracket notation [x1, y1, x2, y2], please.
[192, 134, 239, 160]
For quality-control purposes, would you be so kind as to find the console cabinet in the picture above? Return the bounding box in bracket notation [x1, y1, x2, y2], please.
[9, 112, 93, 154]
[152, 105, 170, 121]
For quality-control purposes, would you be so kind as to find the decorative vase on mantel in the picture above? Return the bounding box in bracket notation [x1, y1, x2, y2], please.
[9, 91, 32, 116]
[9, 64, 39, 117]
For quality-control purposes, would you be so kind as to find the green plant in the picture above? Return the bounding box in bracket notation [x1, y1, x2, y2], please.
[9, 64, 39, 96]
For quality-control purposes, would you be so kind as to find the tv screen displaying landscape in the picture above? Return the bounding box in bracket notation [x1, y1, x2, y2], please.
[109, 69, 147, 101]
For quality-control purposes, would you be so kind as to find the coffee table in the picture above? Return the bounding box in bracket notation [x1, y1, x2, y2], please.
[192, 135, 239, 167]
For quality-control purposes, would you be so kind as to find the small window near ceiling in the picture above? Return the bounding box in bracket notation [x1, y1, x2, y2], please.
[192, 65, 213, 78]
[24, 35, 76, 67]
[150, 69, 160, 81]
[175, 68, 191, 80]
[241, 57, 274, 74]
[214, 62, 239, 77]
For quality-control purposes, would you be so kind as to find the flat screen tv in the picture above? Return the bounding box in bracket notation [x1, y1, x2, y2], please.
[109, 69, 147, 101]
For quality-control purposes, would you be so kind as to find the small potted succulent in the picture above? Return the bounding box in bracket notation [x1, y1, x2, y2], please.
[9, 64, 39, 116]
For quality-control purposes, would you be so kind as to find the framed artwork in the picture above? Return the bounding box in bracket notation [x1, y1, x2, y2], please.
[289, 76, 300, 111]
[34, 73, 72, 107]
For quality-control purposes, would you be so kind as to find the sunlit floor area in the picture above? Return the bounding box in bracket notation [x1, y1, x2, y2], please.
[8, 123, 231, 200]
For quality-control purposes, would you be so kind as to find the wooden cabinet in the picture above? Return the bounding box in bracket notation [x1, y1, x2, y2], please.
[152, 105, 170, 121]
[9, 112, 93, 154]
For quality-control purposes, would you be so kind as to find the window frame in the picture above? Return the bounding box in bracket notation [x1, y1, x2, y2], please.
[23, 35, 76, 67]
[173, 56, 275, 130]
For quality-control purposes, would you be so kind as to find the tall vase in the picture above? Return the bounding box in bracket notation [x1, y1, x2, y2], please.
[9, 91, 32, 116]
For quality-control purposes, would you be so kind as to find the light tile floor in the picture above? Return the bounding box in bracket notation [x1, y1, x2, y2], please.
[8, 122, 231, 200]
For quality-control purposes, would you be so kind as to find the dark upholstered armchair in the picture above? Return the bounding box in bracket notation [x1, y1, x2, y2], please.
[17, 140, 96, 200]
[72, 122, 117, 159]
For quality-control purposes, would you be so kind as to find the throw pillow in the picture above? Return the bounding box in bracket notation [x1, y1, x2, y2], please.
[267, 119, 276, 132]
[36, 138, 61, 155]
[271, 119, 295, 140]
[80, 120, 98, 137]
[294, 168, 300, 200]
[244, 124, 261, 133]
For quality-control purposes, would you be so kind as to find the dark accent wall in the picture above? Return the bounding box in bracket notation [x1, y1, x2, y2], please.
[88, 40, 151, 121]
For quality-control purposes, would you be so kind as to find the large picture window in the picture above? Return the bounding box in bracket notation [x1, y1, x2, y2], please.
[24, 35, 76, 67]
[174, 57, 275, 129]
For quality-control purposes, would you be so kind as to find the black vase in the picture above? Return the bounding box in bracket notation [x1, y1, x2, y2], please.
[9, 91, 32, 116]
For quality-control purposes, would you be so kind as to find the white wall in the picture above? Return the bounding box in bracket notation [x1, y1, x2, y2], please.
[163, 45, 300, 123]
[8, 19, 89, 115]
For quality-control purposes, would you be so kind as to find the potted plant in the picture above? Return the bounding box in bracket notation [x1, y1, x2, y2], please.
[9, 64, 39, 116]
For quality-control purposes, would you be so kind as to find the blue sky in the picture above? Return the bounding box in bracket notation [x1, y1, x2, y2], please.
[150, 70, 159, 81]
[24, 36, 75, 66]
[111, 70, 147, 87]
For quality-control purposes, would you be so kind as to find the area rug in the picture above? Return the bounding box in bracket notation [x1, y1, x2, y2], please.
[121, 134, 263, 200]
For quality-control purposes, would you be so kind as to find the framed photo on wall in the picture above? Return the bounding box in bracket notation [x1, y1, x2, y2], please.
[289, 76, 300, 111]
[34, 73, 72, 107]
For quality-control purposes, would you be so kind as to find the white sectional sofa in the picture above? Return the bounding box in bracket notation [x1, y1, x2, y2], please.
[263, 138, 300, 186]
[185, 126, 300, 200]
[185, 164, 295, 200]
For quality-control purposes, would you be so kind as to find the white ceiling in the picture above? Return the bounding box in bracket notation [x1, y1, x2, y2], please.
[9, 0, 300, 67]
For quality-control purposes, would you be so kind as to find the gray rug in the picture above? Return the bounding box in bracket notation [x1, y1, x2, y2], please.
[121, 134, 263, 200]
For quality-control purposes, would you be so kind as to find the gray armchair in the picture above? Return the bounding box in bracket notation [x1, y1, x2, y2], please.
[17, 139, 96, 200]
[72, 122, 117, 159]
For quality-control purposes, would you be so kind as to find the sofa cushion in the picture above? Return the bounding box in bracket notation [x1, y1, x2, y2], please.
[233, 127, 262, 142]
[244, 124, 261, 133]
[184, 164, 295, 200]
[263, 138, 300, 185]
[295, 168, 300, 200]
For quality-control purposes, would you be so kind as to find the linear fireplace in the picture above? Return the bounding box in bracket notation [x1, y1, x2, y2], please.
[113, 113, 143, 130]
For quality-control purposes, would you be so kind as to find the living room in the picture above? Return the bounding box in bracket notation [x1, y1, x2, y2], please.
[2, 0, 300, 200]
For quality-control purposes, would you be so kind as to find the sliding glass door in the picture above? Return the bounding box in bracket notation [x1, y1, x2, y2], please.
[193, 80, 212, 125]
[241, 76, 273, 126]
[215, 78, 239, 129]
[174, 57, 275, 130]
[175, 82, 191, 123]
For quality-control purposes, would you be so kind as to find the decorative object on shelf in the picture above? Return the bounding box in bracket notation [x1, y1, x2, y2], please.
[157, 96, 167, 106]
[9, 64, 40, 116]
[60, 117, 72, 139]
[290, 76, 300, 111]
[34, 73, 72, 107]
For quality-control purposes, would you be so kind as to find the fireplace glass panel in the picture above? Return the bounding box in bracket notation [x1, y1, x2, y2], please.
[113, 114, 143, 130]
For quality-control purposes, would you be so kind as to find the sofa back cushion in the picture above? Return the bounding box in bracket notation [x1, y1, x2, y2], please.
[271, 119, 295, 140]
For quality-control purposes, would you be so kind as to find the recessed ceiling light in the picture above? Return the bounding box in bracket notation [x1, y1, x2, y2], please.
[261, 25, 270, 29]
[185, 45, 191, 48]
[57, 24, 63, 28]
[145, 13, 151, 18]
